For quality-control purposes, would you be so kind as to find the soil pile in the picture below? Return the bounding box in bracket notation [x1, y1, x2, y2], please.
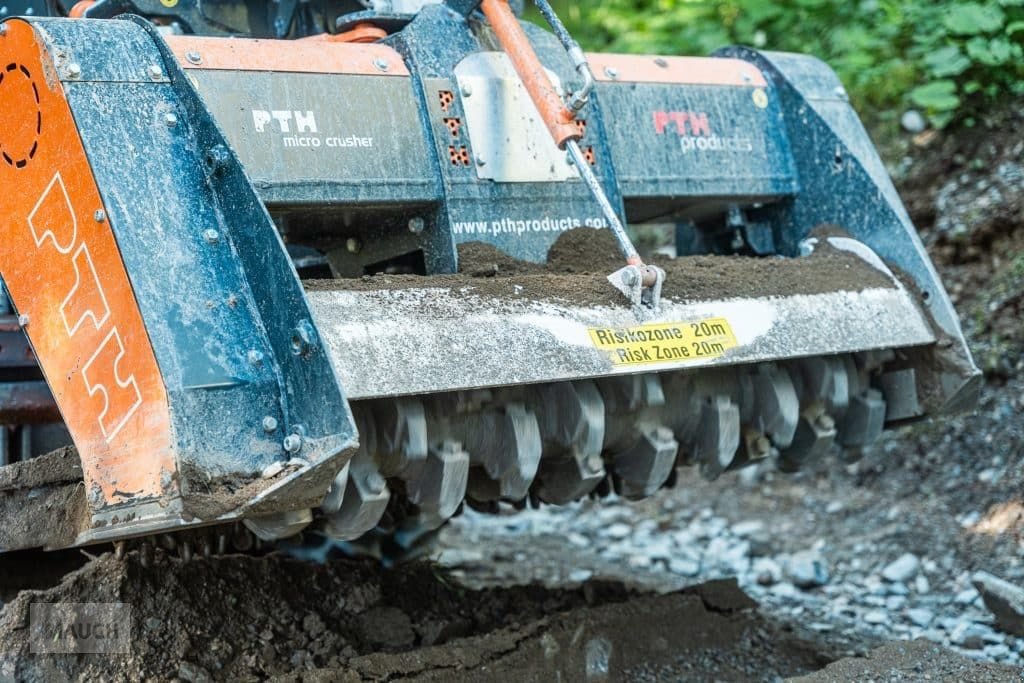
[0, 553, 833, 682]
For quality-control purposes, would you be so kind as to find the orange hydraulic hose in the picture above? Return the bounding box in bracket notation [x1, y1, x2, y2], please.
[480, 0, 580, 148]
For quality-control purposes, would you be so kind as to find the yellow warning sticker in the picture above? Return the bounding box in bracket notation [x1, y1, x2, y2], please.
[589, 318, 738, 367]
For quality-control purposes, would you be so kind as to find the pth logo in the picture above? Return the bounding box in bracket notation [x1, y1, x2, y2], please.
[249, 108, 374, 149]
[652, 109, 753, 154]
[252, 109, 318, 134]
[652, 111, 712, 137]
[28, 173, 142, 442]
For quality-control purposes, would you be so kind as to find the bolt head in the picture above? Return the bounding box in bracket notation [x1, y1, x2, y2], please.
[247, 349, 264, 366]
[408, 217, 425, 234]
[94, 209, 106, 223]
[815, 413, 836, 431]
[185, 51, 202, 65]
[475, 154, 486, 167]
[604, 66, 619, 80]
[16, 313, 28, 327]
[283, 434, 302, 454]
[0, 23, 7, 36]
[262, 416, 279, 433]
[148, 64, 164, 80]
[66, 62, 81, 79]
[202, 229, 219, 244]
[345, 237, 361, 254]
[373, 57, 389, 72]
[164, 112, 178, 127]
[654, 57, 668, 68]
[585, 454, 604, 474]
[621, 269, 638, 287]
[461, 84, 473, 97]
[834, 86, 848, 101]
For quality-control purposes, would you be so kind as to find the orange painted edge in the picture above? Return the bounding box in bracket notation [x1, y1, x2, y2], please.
[0, 19, 177, 505]
[588, 54, 768, 88]
[165, 35, 410, 76]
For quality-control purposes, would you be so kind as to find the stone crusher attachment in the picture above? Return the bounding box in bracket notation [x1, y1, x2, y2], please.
[0, 1, 979, 553]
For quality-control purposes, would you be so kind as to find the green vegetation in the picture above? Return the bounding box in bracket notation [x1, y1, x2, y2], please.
[531, 1, 1024, 128]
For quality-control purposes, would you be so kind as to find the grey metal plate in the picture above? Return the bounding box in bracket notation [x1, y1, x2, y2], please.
[454, 52, 579, 183]
[188, 71, 434, 201]
[307, 281, 935, 401]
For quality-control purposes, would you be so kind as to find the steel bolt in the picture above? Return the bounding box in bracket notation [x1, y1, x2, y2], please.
[621, 269, 638, 286]
[0, 23, 7, 36]
[185, 51, 202, 65]
[373, 57, 389, 72]
[345, 237, 361, 254]
[94, 209, 106, 223]
[475, 154, 486, 167]
[815, 413, 836, 431]
[654, 57, 668, 68]
[262, 416, 278, 433]
[148, 64, 164, 80]
[585, 454, 603, 474]
[753, 435, 771, 457]
[247, 349, 264, 366]
[283, 434, 303, 454]
[604, 66, 619, 80]
[834, 86, 848, 101]
[202, 228, 219, 244]
[408, 217, 425, 234]
[164, 112, 178, 127]
[461, 83, 473, 97]
[17, 313, 28, 327]
[66, 63, 81, 79]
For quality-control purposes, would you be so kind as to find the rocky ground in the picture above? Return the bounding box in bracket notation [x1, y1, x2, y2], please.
[0, 110, 1021, 681]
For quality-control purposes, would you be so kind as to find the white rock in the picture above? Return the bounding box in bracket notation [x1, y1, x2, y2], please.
[915, 575, 931, 594]
[668, 558, 701, 577]
[901, 110, 926, 133]
[627, 554, 651, 569]
[881, 553, 920, 582]
[787, 553, 830, 589]
[864, 610, 889, 625]
[568, 532, 590, 548]
[906, 608, 934, 627]
[731, 520, 765, 537]
[568, 569, 593, 583]
[605, 523, 632, 540]
[886, 595, 907, 610]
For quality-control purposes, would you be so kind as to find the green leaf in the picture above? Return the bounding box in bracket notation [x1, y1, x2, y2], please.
[909, 80, 961, 111]
[966, 36, 1015, 64]
[943, 3, 1006, 35]
[924, 45, 972, 76]
[1007, 20, 1024, 34]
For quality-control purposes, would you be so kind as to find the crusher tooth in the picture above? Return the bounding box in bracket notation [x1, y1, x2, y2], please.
[0, 0, 979, 553]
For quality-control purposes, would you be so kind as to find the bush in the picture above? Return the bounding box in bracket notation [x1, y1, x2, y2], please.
[532, 1, 1024, 128]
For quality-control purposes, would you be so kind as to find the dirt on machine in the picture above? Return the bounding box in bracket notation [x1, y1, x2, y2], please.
[0, 0, 979, 556]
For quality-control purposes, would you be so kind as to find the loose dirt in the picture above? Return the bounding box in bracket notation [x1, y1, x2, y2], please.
[0, 553, 833, 682]
[307, 228, 893, 307]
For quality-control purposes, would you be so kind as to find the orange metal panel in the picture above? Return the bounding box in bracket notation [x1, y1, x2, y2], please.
[588, 54, 768, 88]
[165, 35, 410, 76]
[0, 19, 176, 504]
